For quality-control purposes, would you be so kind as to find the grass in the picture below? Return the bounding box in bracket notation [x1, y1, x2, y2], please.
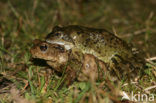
[0, 0, 156, 103]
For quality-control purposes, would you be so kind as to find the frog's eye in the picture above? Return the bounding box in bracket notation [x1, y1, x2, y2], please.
[52, 32, 64, 39]
[55, 33, 61, 36]
[40, 44, 48, 52]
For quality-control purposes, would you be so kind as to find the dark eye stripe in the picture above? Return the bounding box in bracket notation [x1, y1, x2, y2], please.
[46, 32, 62, 39]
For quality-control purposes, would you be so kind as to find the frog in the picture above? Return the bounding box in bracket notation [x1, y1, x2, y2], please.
[30, 39, 82, 85]
[45, 25, 145, 81]
[30, 39, 69, 72]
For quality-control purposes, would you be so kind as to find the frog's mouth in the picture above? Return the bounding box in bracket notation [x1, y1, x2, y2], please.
[46, 40, 74, 50]
[30, 58, 54, 67]
[31, 55, 56, 62]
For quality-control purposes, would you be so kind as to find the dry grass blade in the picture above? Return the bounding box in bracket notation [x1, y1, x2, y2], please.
[146, 57, 156, 61]
[144, 85, 156, 92]
[10, 87, 35, 103]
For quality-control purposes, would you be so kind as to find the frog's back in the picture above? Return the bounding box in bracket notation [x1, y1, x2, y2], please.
[68, 26, 145, 80]
[59, 25, 133, 62]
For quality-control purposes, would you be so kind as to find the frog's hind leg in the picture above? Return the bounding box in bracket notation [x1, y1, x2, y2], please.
[115, 54, 144, 80]
[63, 66, 77, 86]
[109, 54, 139, 82]
[63, 58, 82, 86]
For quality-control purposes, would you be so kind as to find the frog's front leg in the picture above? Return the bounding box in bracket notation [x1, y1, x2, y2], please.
[71, 48, 84, 62]
[63, 66, 77, 86]
[63, 58, 82, 86]
[98, 60, 110, 80]
[47, 61, 78, 86]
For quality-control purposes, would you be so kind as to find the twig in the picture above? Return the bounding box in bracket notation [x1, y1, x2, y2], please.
[144, 85, 156, 91]
[112, 26, 118, 36]
[122, 29, 146, 38]
[122, 82, 138, 87]
[8, 1, 20, 19]
[121, 28, 156, 38]
[146, 57, 156, 61]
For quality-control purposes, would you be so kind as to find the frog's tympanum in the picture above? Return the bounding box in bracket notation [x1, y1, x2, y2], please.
[31, 25, 145, 84]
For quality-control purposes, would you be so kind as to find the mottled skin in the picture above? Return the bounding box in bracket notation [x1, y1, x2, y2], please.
[46, 25, 145, 80]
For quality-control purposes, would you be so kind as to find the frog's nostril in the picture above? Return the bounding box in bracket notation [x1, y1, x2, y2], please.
[40, 45, 48, 52]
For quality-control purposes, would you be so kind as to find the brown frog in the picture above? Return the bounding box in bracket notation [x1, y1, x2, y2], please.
[30, 39, 82, 85]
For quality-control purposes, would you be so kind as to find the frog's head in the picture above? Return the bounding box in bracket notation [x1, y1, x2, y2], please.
[30, 39, 68, 64]
[46, 25, 82, 50]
